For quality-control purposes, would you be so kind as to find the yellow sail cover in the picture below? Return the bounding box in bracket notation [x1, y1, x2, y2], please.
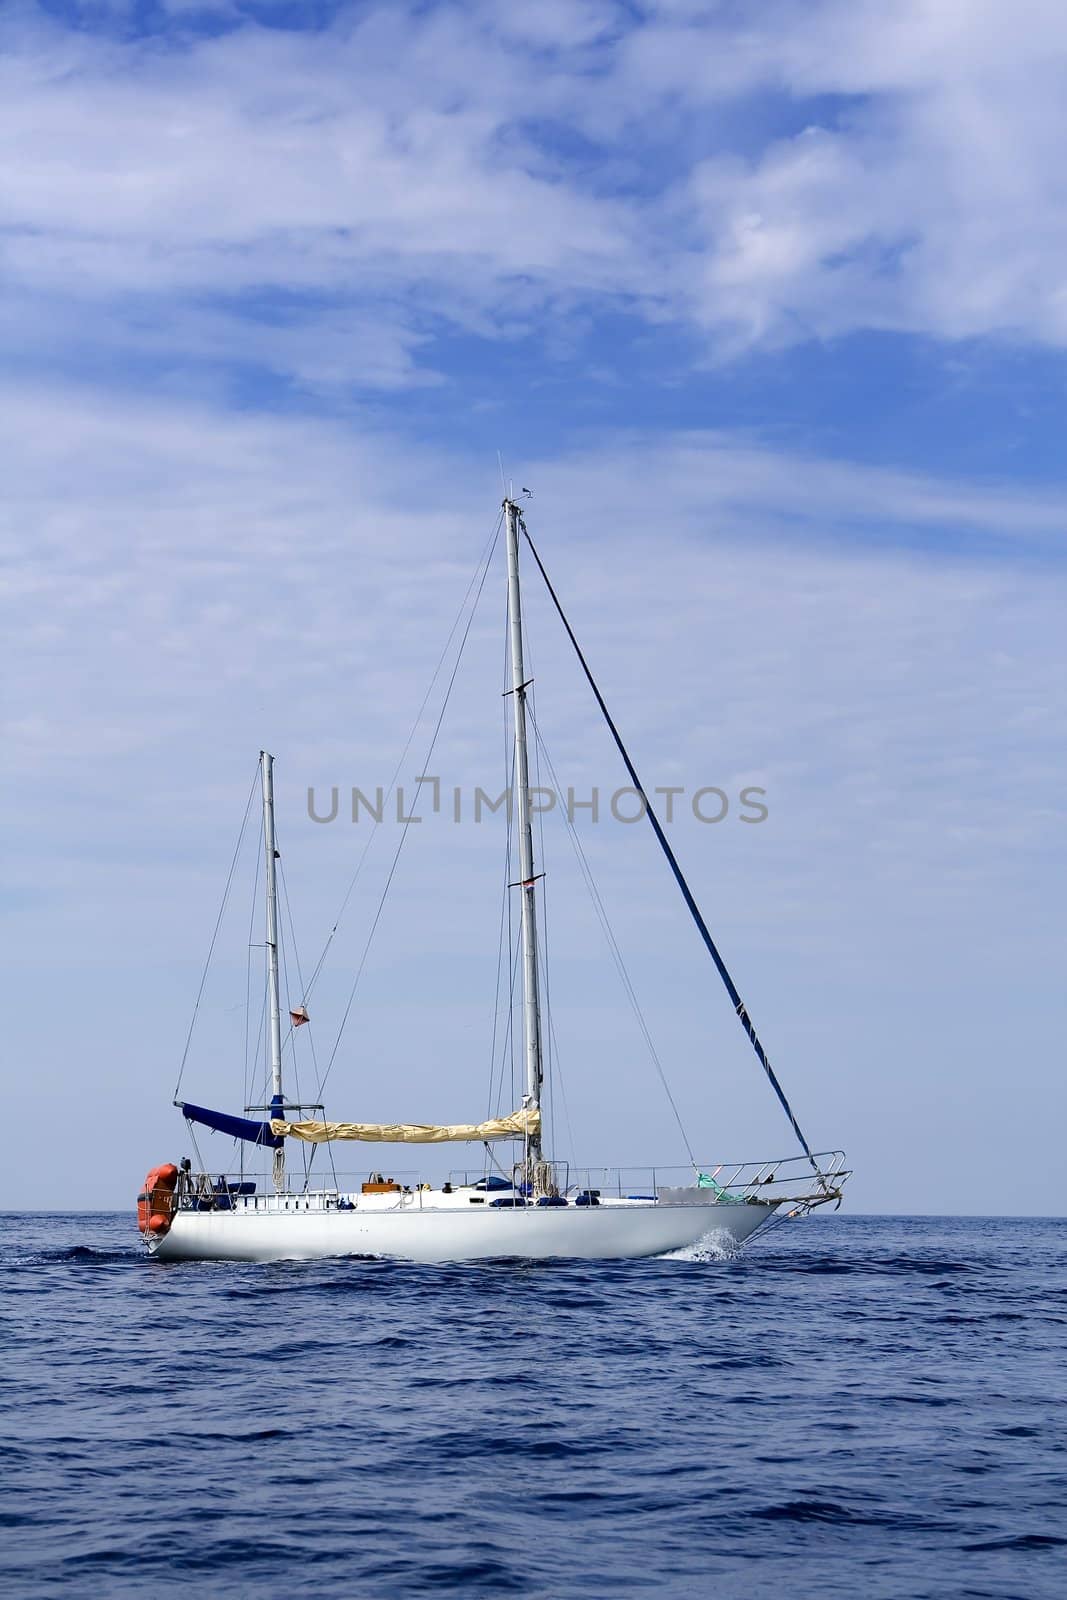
[269, 1108, 540, 1144]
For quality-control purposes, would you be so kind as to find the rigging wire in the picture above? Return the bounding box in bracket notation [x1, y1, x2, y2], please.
[520, 514, 825, 1185]
[485, 824, 513, 1123]
[278, 858, 320, 1083]
[489, 927, 522, 1122]
[275, 859, 308, 1184]
[278, 858, 337, 1191]
[174, 765, 259, 1104]
[543, 1004, 577, 1175]
[316, 517, 503, 1097]
[487, 590, 517, 1128]
[527, 704, 696, 1169]
[485, 877, 511, 1121]
[248, 978, 268, 1116]
[242, 806, 264, 1112]
[523, 622, 557, 1161]
[502, 606, 518, 1124]
[301, 509, 507, 1008]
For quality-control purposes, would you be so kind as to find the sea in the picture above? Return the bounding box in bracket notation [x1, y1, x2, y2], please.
[1, 1212, 1064, 1599]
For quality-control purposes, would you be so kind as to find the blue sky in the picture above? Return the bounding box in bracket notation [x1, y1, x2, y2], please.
[3, 0, 1065, 1212]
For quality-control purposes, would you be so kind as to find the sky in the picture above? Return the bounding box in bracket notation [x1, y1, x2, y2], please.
[2, 0, 1065, 1214]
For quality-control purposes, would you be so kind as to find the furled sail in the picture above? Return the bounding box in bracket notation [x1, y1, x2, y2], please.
[269, 1108, 540, 1144]
[180, 1102, 284, 1149]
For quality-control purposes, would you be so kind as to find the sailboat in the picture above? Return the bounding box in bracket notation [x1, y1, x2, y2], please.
[139, 498, 849, 1263]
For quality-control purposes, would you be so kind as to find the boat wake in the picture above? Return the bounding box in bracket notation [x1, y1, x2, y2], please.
[659, 1228, 742, 1263]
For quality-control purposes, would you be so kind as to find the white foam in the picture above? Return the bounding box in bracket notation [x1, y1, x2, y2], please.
[660, 1227, 741, 1263]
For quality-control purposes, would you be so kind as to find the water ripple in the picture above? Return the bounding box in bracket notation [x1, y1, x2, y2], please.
[2, 1212, 1065, 1599]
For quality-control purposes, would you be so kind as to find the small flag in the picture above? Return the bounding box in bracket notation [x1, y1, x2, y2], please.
[290, 1006, 310, 1027]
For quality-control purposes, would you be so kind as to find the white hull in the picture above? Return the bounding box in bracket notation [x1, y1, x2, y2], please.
[151, 1200, 777, 1264]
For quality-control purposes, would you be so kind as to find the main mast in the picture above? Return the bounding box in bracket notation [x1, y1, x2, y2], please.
[260, 750, 285, 1192]
[504, 499, 545, 1173]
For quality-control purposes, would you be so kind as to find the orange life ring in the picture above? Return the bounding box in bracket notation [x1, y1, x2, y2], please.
[137, 1163, 179, 1237]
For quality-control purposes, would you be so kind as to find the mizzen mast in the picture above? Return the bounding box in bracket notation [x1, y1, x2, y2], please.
[260, 750, 286, 1192]
[503, 498, 545, 1173]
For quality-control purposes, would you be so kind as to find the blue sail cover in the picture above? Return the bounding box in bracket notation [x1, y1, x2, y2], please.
[180, 1102, 283, 1148]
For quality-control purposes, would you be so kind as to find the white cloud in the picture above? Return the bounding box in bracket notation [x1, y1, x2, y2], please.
[627, 1, 1067, 346]
[3, 0, 1067, 387]
[0, 2, 642, 394]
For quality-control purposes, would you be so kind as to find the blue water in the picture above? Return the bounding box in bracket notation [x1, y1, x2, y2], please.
[1, 1214, 1064, 1598]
